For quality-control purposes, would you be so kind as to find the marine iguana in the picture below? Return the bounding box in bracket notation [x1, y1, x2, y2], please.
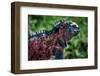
[28, 20, 80, 60]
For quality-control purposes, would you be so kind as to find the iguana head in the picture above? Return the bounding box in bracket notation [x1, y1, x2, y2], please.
[54, 20, 80, 37]
[65, 21, 80, 36]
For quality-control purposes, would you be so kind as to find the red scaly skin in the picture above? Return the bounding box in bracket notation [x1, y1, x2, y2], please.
[28, 25, 67, 60]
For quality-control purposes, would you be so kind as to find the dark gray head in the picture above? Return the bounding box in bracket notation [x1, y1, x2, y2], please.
[53, 20, 80, 36]
[65, 21, 80, 36]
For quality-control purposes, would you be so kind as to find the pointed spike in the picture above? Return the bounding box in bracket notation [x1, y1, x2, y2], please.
[33, 32, 35, 35]
[42, 30, 44, 32]
[41, 30, 43, 33]
[40, 30, 41, 33]
[30, 33, 32, 36]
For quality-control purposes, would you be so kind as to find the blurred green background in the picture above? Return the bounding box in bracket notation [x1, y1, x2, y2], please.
[28, 15, 88, 59]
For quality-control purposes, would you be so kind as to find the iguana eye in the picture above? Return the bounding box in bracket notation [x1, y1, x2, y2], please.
[72, 25, 77, 28]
